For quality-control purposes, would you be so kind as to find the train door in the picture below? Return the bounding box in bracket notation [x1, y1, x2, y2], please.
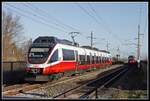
[90, 52, 92, 69]
[94, 53, 96, 64]
[75, 50, 79, 72]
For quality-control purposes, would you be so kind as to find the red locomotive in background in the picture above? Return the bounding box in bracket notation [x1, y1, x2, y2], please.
[128, 55, 137, 64]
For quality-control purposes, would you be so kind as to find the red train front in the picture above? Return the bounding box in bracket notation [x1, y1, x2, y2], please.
[25, 36, 112, 81]
[128, 55, 137, 64]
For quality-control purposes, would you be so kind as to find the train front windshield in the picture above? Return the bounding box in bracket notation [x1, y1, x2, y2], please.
[28, 47, 50, 64]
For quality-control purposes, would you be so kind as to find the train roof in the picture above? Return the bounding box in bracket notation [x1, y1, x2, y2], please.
[33, 36, 79, 46]
[56, 43, 111, 55]
[32, 36, 111, 54]
[128, 55, 135, 58]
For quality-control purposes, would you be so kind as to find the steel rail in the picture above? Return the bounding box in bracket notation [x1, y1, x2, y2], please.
[53, 66, 125, 98]
[79, 68, 128, 99]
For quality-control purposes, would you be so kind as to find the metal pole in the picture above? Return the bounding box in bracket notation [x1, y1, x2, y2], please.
[87, 31, 96, 49]
[106, 41, 108, 51]
[91, 31, 93, 49]
[95, 88, 98, 99]
[69, 32, 80, 45]
[137, 24, 140, 68]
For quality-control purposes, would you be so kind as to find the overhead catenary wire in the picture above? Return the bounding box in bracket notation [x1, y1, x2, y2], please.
[75, 3, 103, 29]
[25, 3, 81, 32]
[76, 3, 125, 56]
[25, 3, 93, 43]
[5, 4, 68, 33]
[23, 3, 70, 32]
[87, 3, 112, 34]
[87, 3, 124, 45]
[4, 6, 67, 34]
[75, 3, 124, 47]
[4, 3, 91, 50]
[140, 6, 148, 48]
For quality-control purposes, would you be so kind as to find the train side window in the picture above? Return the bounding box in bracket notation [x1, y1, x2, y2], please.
[62, 49, 75, 60]
[97, 56, 99, 63]
[84, 54, 87, 64]
[49, 49, 58, 63]
[104, 57, 105, 63]
[90, 53, 92, 64]
[94, 54, 96, 64]
[87, 55, 90, 64]
[103, 57, 105, 63]
[100, 56, 101, 63]
[79, 55, 85, 65]
[92, 56, 94, 64]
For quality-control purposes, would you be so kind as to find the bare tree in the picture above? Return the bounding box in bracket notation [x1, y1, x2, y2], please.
[2, 11, 24, 61]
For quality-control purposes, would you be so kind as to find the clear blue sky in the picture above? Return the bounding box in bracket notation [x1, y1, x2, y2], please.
[2, 2, 148, 59]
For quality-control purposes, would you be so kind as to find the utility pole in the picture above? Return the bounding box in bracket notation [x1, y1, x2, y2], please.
[137, 24, 140, 62]
[87, 31, 96, 49]
[136, 6, 144, 68]
[137, 24, 144, 68]
[116, 46, 120, 62]
[69, 32, 80, 46]
[106, 41, 110, 51]
[91, 31, 93, 48]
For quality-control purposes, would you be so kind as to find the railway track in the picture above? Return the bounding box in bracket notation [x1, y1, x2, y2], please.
[53, 65, 128, 99]
[2, 84, 42, 96]
[3, 64, 123, 98]
[3, 83, 29, 92]
[2, 70, 97, 97]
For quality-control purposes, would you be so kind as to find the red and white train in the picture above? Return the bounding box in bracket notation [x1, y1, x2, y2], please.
[25, 36, 112, 81]
[128, 55, 137, 64]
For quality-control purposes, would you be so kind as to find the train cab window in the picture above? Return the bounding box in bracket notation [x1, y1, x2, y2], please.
[41, 39, 47, 43]
[28, 47, 50, 64]
[62, 49, 75, 60]
[49, 49, 58, 63]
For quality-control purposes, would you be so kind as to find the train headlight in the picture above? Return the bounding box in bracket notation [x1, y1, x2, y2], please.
[26, 68, 39, 74]
[26, 68, 31, 72]
[31, 68, 40, 74]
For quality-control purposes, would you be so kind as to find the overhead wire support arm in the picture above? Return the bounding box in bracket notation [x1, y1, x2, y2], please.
[68, 32, 81, 46]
